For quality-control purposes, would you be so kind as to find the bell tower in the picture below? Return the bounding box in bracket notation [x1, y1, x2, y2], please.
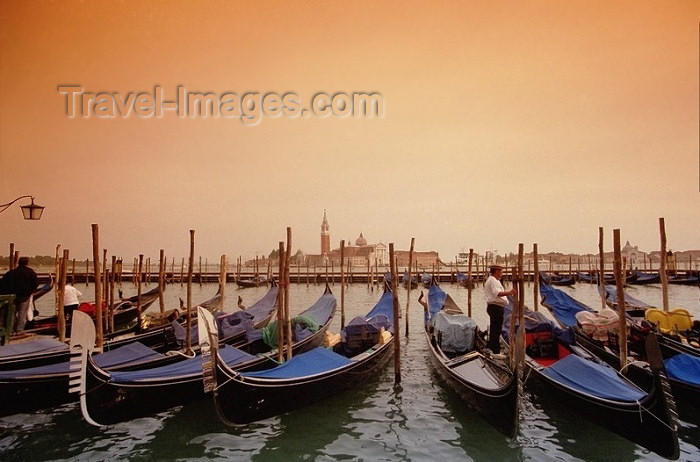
[321, 209, 330, 256]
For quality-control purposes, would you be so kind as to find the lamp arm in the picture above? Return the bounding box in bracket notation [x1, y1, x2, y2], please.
[0, 195, 35, 213]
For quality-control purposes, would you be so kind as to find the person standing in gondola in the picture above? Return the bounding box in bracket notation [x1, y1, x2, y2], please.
[484, 265, 515, 354]
[63, 284, 82, 322]
[0, 257, 38, 333]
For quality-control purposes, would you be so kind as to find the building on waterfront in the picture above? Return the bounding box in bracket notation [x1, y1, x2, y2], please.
[304, 211, 441, 268]
[306, 212, 387, 267]
[621, 240, 646, 268]
[320, 209, 330, 257]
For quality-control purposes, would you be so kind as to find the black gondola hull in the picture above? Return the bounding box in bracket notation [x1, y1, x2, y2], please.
[214, 341, 394, 425]
[525, 359, 679, 459]
[425, 330, 518, 437]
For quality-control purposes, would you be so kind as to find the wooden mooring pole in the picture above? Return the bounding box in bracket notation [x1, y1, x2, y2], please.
[405, 238, 414, 337]
[285, 228, 292, 360]
[186, 230, 194, 355]
[91, 224, 103, 349]
[340, 240, 346, 329]
[598, 227, 606, 310]
[57, 249, 68, 342]
[613, 229, 628, 369]
[659, 218, 670, 312]
[389, 243, 401, 384]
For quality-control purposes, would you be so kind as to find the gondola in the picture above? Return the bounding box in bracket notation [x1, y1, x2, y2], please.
[576, 271, 615, 285]
[200, 285, 392, 425]
[628, 271, 660, 285]
[23, 285, 163, 337]
[455, 271, 475, 288]
[540, 283, 700, 409]
[506, 299, 679, 459]
[0, 288, 235, 416]
[0, 286, 228, 372]
[71, 285, 335, 426]
[422, 282, 519, 437]
[538, 271, 575, 286]
[236, 275, 268, 288]
[401, 270, 418, 288]
[599, 284, 700, 356]
[668, 273, 700, 285]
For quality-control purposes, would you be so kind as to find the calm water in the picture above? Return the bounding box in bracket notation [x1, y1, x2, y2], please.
[2, 281, 699, 461]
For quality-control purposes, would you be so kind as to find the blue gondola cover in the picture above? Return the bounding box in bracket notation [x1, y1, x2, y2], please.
[540, 354, 645, 402]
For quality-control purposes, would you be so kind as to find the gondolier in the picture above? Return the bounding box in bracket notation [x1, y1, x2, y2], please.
[484, 265, 515, 354]
[0, 257, 38, 333]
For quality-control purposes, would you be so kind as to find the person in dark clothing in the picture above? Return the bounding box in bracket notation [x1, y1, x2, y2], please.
[0, 257, 38, 333]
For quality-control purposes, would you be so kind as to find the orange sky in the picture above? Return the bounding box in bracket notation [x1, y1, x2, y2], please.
[1, 1, 698, 262]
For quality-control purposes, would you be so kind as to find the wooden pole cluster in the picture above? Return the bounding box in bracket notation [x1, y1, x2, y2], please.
[612, 229, 628, 369]
[389, 243, 401, 384]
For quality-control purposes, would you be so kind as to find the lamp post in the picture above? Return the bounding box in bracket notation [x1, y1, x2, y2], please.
[0, 195, 45, 220]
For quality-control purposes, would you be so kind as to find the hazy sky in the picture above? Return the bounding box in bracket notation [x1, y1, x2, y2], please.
[1, 1, 698, 263]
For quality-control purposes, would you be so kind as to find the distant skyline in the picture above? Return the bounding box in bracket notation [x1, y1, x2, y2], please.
[1, 1, 698, 263]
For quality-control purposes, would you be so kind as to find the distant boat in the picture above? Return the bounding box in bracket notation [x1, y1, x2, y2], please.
[538, 271, 575, 286]
[236, 275, 268, 288]
[628, 271, 660, 285]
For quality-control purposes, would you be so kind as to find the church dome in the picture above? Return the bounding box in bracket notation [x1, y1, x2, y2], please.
[355, 232, 367, 246]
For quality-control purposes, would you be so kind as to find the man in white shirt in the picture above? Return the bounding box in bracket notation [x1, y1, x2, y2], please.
[484, 265, 515, 354]
[64, 284, 82, 321]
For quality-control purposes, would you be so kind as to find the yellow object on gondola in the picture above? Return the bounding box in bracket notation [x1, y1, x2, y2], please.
[645, 308, 693, 333]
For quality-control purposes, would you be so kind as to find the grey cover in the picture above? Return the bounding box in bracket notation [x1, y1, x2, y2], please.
[431, 311, 476, 352]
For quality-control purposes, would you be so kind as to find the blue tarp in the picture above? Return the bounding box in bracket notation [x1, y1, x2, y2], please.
[261, 290, 336, 348]
[539, 283, 593, 327]
[109, 344, 255, 383]
[0, 337, 68, 358]
[0, 342, 163, 379]
[665, 353, 700, 386]
[240, 347, 353, 379]
[427, 284, 446, 320]
[218, 310, 255, 340]
[365, 289, 394, 331]
[502, 296, 575, 345]
[601, 285, 651, 309]
[540, 354, 646, 402]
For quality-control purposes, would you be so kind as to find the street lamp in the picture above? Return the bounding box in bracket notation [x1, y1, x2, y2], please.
[0, 195, 45, 220]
